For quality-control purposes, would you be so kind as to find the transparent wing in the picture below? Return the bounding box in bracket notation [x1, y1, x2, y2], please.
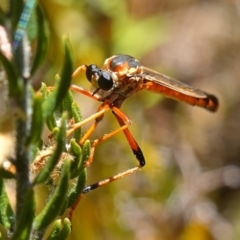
[142, 66, 207, 98]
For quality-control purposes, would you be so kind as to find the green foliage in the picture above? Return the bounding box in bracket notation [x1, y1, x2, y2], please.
[11, 189, 35, 240]
[33, 158, 71, 231]
[46, 218, 71, 240]
[30, 5, 48, 75]
[0, 177, 14, 230]
[0, 49, 22, 98]
[0, 2, 88, 240]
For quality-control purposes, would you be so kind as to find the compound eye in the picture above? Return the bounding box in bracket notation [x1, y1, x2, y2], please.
[98, 71, 113, 91]
[86, 64, 98, 82]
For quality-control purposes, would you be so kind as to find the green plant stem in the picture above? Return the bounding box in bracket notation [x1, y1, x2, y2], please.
[12, 12, 34, 237]
[15, 81, 31, 228]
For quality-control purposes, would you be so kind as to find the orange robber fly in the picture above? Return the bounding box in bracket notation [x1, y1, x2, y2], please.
[65, 54, 219, 194]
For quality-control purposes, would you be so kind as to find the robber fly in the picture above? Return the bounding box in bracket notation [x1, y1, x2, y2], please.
[67, 54, 219, 193]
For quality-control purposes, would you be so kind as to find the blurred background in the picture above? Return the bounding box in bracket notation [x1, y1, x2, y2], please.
[36, 0, 240, 239]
